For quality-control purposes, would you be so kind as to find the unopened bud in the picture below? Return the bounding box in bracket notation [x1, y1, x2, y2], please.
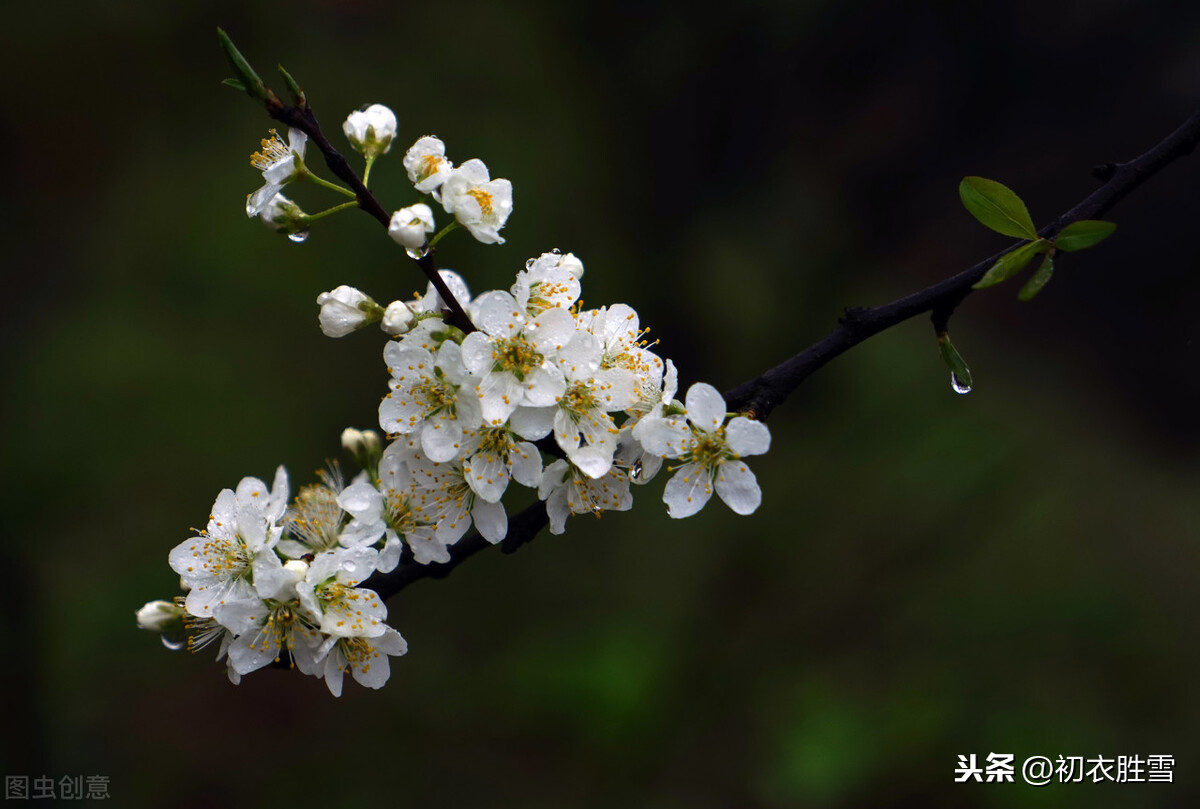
[388, 204, 435, 250]
[382, 300, 417, 336]
[317, 286, 383, 338]
[136, 599, 185, 633]
[343, 104, 398, 159]
[342, 427, 382, 467]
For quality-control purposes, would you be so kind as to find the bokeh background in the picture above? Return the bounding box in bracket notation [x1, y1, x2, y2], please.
[4, 1, 1199, 806]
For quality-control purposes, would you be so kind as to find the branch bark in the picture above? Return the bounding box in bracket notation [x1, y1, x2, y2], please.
[363, 107, 1200, 602]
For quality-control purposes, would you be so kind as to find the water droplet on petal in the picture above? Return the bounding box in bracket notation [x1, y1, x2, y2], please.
[550, 247, 562, 255]
[591, 505, 603, 515]
[525, 258, 536, 269]
[160, 636, 186, 651]
[630, 460, 643, 480]
[345, 562, 357, 574]
[406, 246, 428, 260]
[287, 230, 310, 243]
[951, 372, 972, 395]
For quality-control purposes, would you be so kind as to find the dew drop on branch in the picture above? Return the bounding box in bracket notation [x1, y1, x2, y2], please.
[406, 246, 428, 260]
[950, 372, 973, 395]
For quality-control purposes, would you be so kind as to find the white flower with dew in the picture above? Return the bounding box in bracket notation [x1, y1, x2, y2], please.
[379, 339, 482, 463]
[168, 467, 289, 617]
[404, 136, 453, 198]
[388, 203, 435, 250]
[538, 458, 633, 535]
[440, 158, 513, 245]
[460, 291, 574, 426]
[511, 252, 583, 317]
[320, 626, 408, 697]
[247, 128, 308, 217]
[633, 383, 770, 518]
[317, 285, 384, 338]
[343, 104, 397, 158]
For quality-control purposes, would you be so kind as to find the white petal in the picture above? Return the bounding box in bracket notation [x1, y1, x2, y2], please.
[509, 405, 555, 440]
[725, 417, 771, 457]
[685, 383, 727, 434]
[472, 498, 508, 544]
[662, 462, 713, 519]
[715, 460, 762, 515]
[510, 441, 543, 488]
[421, 418, 464, 463]
[632, 415, 691, 458]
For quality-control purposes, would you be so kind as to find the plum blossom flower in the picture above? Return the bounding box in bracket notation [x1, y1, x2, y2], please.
[538, 458, 633, 535]
[440, 159, 513, 244]
[460, 291, 575, 426]
[169, 468, 289, 617]
[388, 203, 435, 250]
[633, 383, 770, 518]
[511, 252, 582, 317]
[320, 626, 408, 697]
[317, 285, 384, 337]
[379, 339, 482, 462]
[343, 104, 397, 158]
[404, 136, 453, 197]
[247, 128, 308, 217]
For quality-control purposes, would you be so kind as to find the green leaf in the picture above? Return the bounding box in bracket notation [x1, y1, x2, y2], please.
[221, 78, 246, 91]
[1017, 253, 1054, 301]
[959, 176, 1039, 240]
[973, 239, 1048, 289]
[217, 27, 268, 102]
[1054, 220, 1116, 252]
[277, 64, 305, 106]
[937, 333, 973, 393]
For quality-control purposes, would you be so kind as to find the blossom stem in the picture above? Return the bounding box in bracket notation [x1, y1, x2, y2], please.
[362, 155, 377, 188]
[301, 200, 359, 223]
[305, 172, 358, 199]
[427, 220, 459, 251]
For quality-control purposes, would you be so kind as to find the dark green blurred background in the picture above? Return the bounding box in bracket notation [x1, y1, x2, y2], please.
[4, 1, 1199, 806]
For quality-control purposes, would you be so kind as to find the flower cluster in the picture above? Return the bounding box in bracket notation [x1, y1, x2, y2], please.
[142, 100, 772, 694]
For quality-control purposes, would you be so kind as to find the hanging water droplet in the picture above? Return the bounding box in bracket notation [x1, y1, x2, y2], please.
[405, 245, 428, 260]
[591, 505, 603, 515]
[950, 372, 972, 395]
[550, 247, 562, 255]
[630, 460, 643, 480]
[160, 635, 186, 651]
[525, 257, 536, 269]
[287, 229, 310, 243]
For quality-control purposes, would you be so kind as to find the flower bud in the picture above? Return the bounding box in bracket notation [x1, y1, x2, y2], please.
[404, 136, 453, 197]
[382, 300, 416, 336]
[257, 193, 308, 235]
[136, 599, 184, 632]
[317, 286, 384, 338]
[343, 104, 398, 159]
[342, 427, 382, 467]
[388, 204, 435, 250]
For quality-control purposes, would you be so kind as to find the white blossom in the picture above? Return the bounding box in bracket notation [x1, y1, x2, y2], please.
[343, 104, 397, 158]
[388, 203, 435, 250]
[460, 291, 574, 426]
[512, 252, 582, 317]
[404, 136, 453, 197]
[317, 285, 383, 338]
[634, 383, 771, 518]
[168, 467, 289, 617]
[379, 339, 482, 462]
[440, 158, 513, 244]
[247, 128, 307, 217]
[381, 301, 416, 336]
[319, 626, 408, 697]
[538, 459, 633, 535]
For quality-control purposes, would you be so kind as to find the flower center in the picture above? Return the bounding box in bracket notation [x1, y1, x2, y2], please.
[493, 336, 542, 381]
[688, 427, 729, 471]
[560, 381, 598, 420]
[467, 187, 495, 216]
[250, 129, 291, 171]
[418, 154, 445, 182]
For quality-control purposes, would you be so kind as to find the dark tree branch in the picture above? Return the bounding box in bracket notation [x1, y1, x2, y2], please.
[364, 108, 1200, 602]
[264, 98, 477, 334]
